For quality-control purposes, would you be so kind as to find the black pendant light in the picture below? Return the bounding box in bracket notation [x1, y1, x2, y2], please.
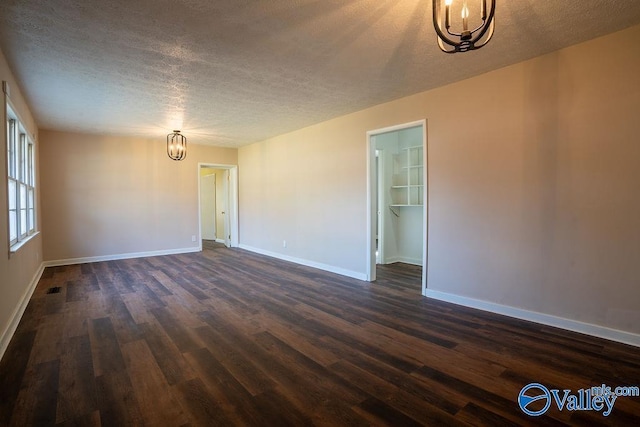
[433, 0, 495, 53]
[167, 130, 187, 161]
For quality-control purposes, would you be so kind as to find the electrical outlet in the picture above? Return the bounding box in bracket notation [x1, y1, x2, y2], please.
[283, 240, 287, 248]
[191, 235, 197, 242]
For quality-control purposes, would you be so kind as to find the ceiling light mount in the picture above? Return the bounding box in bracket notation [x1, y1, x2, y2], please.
[167, 130, 187, 161]
[433, 0, 495, 53]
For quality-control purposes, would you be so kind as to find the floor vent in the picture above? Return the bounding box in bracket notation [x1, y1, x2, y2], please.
[46, 286, 61, 294]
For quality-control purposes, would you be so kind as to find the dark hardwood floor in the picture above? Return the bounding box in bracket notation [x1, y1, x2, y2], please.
[1, 244, 639, 426]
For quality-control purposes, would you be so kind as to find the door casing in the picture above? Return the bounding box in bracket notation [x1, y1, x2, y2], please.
[366, 119, 428, 295]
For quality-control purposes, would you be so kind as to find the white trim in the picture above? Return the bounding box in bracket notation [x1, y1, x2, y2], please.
[43, 246, 200, 268]
[0, 262, 44, 362]
[425, 289, 640, 348]
[239, 244, 368, 281]
[383, 256, 423, 266]
[366, 132, 375, 280]
[375, 149, 384, 265]
[215, 238, 226, 244]
[421, 122, 429, 296]
[9, 231, 40, 254]
[366, 120, 426, 137]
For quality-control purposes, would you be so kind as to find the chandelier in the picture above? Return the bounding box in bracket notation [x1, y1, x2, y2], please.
[167, 130, 187, 161]
[432, 0, 496, 53]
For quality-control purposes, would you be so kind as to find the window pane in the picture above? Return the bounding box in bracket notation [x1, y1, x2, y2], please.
[28, 188, 35, 232]
[20, 208, 27, 236]
[20, 183, 27, 209]
[28, 142, 34, 186]
[19, 183, 27, 235]
[7, 119, 16, 178]
[9, 211, 17, 242]
[8, 179, 17, 210]
[20, 134, 26, 182]
[29, 208, 35, 232]
[5, 120, 8, 169]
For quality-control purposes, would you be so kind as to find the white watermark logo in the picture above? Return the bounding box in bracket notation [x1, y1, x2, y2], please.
[518, 383, 639, 417]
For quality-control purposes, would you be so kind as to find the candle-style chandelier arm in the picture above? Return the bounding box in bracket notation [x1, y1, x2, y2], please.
[446, 19, 488, 38]
[471, 16, 495, 49]
[432, 0, 496, 53]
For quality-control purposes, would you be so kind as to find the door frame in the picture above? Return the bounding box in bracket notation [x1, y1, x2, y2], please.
[366, 119, 428, 295]
[197, 163, 239, 250]
[375, 149, 385, 265]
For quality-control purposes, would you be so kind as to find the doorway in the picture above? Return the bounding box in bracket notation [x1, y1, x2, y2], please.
[198, 163, 239, 249]
[366, 120, 428, 295]
[200, 173, 217, 241]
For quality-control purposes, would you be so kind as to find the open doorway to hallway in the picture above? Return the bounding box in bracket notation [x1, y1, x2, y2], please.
[198, 163, 239, 249]
[367, 120, 428, 295]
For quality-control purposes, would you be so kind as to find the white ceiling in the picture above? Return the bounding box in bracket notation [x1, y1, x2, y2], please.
[1, 0, 640, 147]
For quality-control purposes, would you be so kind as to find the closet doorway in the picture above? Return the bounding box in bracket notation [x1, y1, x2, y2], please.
[198, 163, 239, 249]
[366, 120, 428, 295]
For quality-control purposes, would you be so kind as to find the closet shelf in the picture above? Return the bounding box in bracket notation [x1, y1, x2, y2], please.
[390, 145, 424, 206]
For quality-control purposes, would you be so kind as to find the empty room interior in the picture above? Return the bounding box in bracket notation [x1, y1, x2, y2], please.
[1, 1, 640, 425]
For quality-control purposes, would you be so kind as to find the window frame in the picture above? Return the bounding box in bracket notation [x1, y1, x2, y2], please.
[5, 94, 37, 253]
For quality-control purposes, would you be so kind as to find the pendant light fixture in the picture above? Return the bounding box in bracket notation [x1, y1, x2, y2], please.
[167, 130, 187, 161]
[432, 0, 496, 53]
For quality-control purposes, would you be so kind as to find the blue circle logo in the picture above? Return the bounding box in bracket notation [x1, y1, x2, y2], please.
[518, 383, 551, 416]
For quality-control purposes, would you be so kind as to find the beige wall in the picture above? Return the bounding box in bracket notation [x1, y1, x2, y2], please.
[0, 47, 42, 356]
[239, 25, 640, 335]
[39, 131, 237, 261]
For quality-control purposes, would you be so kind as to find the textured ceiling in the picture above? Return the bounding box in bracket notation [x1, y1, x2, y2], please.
[1, 0, 640, 147]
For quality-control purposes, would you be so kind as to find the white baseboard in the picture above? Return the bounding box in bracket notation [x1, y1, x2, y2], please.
[425, 289, 640, 348]
[43, 246, 201, 267]
[398, 257, 422, 266]
[383, 256, 422, 266]
[215, 238, 226, 244]
[239, 244, 368, 281]
[0, 263, 45, 362]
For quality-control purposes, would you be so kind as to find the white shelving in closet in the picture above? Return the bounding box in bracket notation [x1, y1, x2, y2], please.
[390, 145, 423, 207]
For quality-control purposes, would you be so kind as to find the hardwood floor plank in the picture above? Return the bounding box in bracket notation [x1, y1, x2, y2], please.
[108, 296, 143, 344]
[413, 364, 569, 426]
[56, 335, 97, 424]
[28, 312, 65, 365]
[455, 402, 521, 427]
[54, 410, 101, 427]
[253, 331, 368, 405]
[356, 396, 424, 427]
[184, 347, 264, 425]
[195, 325, 276, 396]
[140, 321, 196, 386]
[252, 389, 313, 427]
[0, 330, 36, 425]
[10, 360, 59, 426]
[248, 332, 371, 426]
[121, 339, 189, 426]
[88, 317, 126, 376]
[60, 302, 90, 340]
[254, 310, 342, 367]
[330, 359, 465, 424]
[172, 378, 234, 426]
[95, 370, 143, 426]
[150, 307, 203, 353]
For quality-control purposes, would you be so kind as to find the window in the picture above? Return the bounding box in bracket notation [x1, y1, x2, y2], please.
[6, 103, 36, 250]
